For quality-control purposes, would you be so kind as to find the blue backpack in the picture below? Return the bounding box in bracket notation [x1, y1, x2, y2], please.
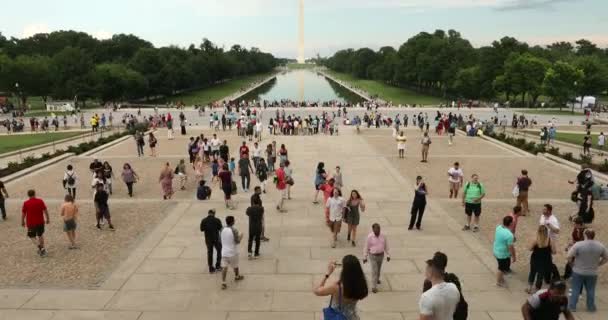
[323, 284, 347, 320]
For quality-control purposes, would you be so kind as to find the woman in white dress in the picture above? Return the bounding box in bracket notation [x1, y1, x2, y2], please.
[396, 131, 407, 159]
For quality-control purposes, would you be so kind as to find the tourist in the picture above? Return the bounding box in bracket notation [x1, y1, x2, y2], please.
[218, 163, 234, 209]
[246, 195, 264, 259]
[420, 131, 431, 163]
[252, 142, 262, 171]
[521, 280, 574, 320]
[239, 141, 249, 158]
[134, 131, 145, 157]
[89, 158, 103, 175]
[158, 162, 174, 200]
[219, 140, 230, 162]
[196, 180, 212, 200]
[148, 132, 158, 157]
[238, 153, 254, 192]
[0, 180, 8, 220]
[313, 162, 328, 204]
[421, 252, 469, 319]
[515, 169, 532, 216]
[21, 190, 50, 257]
[396, 131, 407, 159]
[194, 155, 204, 183]
[326, 188, 346, 248]
[266, 143, 275, 173]
[63, 164, 77, 200]
[508, 205, 523, 241]
[255, 119, 262, 142]
[166, 113, 174, 140]
[220, 215, 244, 289]
[94, 183, 114, 230]
[60, 194, 79, 249]
[564, 217, 586, 279]
[539, 204, 560, 242]
[333, 166, 343, 190]
[363, 223, 390, 293]
[582, 134, 591, 156]
[526, 226, 555, 294]
[284, 160, 294, 199]
[179, 112, 187, 135]
[462, 174, 486, 232]
[278, 144, 288, 166]
[174, 159, 186, 190]
[211, 134, 221, 159]
[447, 162, 463, 199]
[313, 255, 368, 320]
[200, 209, 222, 273]
[576, 185, 594, 224]
[345, 190, 365, 246]
[256, 157, 269, 193]
[102, 161, 114, 195]
[493, 216, 516, 287]
[598, 132, 605, 149]
[567, 229, 608, 312]
[121, 163, 138, 197]
[419, 253, 461, 319]
[448, 118, 457, 145]
[409, 175, 428, 231]
[275, 162, 288, 212]
[91, 170, 107, 196]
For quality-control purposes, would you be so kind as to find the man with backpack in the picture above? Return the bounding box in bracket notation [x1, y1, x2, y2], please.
[462, 174, 486, 232]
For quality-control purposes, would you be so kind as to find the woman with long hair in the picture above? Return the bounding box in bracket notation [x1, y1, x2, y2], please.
[313, 255, 368, 320]
[194, 155, 204, 183]
[526, 225, 555, 293]
[121, 163, 138, 197]
[158, 162, 174, 200]
[102, 161, 114, 195]
[149, 132, 158, 157]
[279, 144, 288, 166]
[345, 190, 366, 247]
[313, 162, 327, 204]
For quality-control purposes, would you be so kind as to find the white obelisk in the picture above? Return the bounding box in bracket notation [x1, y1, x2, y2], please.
[297, 0, 305, 63]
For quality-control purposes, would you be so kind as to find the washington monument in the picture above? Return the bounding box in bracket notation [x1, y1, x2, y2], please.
[297, 0, 305, 63]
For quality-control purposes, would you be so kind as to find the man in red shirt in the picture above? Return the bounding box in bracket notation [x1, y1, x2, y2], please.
[239, 141, 249, 158]
[275, 162, 287, 213]
[21, 189, 50, 257]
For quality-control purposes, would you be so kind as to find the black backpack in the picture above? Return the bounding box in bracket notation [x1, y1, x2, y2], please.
[444, 273, 468, 320]
[66, 172, 75, 185]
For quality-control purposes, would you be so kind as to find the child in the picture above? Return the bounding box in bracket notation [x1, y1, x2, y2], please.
[60, 194, 79, 249]
[211, 159, 220, 183]
[196, 180, 212, 200]
[229, 157, 236, 176]
[333, 166, 343, 189]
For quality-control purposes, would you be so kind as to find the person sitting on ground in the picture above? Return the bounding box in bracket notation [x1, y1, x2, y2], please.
[197, 180, 212, 200]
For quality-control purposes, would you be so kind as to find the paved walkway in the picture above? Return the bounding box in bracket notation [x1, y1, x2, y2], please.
[0, 127, 605, 320]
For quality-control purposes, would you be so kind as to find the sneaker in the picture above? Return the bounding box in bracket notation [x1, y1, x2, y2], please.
[253, 254, 260, 259]
[235, 275, 244, 281]
[496, 282, 508, 288]
[248, 253, 253, 260]
[462, 225, 471, 231]
[209, 267, 216, 273]
[351, 241, 356, 247]
[472, 226, 479, 232]
[40, 248, 47, 257]
[96, 224, 101, 230]
[109, 225, 115, 230]
[221, 283, 227, 290]
[261, 236, 270, 242]
[1, 214, 6, 221]
[372, 288, 378, 293]
[100, 220, 106, 226]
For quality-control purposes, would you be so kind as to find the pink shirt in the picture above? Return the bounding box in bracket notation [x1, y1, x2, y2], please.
[363, 232, 390, 259]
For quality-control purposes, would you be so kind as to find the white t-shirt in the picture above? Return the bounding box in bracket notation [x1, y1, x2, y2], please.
[253, 147, 262, 158]
[211, 138, 221, 151]
[326, 197, 346, 222]
[220, 227, 238, 258]
[418, 282, 460, 320]
[598, 135, 605, 146]
[539, 214, 560, 240]
[255, 122, 262, 132]
[448, 167, 463, 183]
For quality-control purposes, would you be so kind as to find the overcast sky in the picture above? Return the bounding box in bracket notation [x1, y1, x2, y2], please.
[1, 0, 606, 58]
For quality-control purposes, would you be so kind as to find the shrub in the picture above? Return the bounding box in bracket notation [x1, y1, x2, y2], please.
[599, 160, 608, 173]
[562, 152, 573, 161]
[548, 146, 560, 156]
[534, 144, 546, 154]
[580, 154, 592, 165]
[524, 141, 537, 152]
[497, 133, 507, 141]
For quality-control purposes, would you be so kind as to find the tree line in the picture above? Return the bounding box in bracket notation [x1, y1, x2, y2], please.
[320, 30, 608, 107]
[0, 31, 277, 107]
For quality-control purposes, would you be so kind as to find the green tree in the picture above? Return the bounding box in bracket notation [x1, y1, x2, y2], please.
[50, 47, 94, 100]
[0, 55, 53, 107]
[453, 66, 481, 99]
[500, 53, 549, 107]
[575, 55, 608, 102]
[543, 61, 583, 111]
[91, 63, 147, 102]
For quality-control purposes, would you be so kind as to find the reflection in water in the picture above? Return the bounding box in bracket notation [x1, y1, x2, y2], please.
[242, 69, 364, 103]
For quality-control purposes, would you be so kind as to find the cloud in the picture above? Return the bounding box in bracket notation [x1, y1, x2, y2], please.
[93, 30, 113, 40]
[21, 23, 50, 37]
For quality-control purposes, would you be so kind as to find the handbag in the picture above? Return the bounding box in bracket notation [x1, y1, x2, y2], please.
[323, 284, 347, 320]
[512, 185, 519, 197]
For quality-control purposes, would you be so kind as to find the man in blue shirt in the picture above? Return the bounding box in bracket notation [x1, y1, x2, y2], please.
[493, 216, 516, 288]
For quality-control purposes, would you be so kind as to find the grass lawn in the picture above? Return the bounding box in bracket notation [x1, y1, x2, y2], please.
[324, 70, 443, 105]
[0, 131, 84, 154]
[519, 108, 583, 116]
[524, 130, 603, 147]
[153, 73, 273, 105]
[286, 63, 315, 70]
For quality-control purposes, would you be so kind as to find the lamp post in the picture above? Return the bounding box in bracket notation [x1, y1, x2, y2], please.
[14, 83, 19, 109]
[572, 81, 578, 114]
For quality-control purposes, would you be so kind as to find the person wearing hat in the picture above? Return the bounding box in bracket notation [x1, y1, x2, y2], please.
[200, 209, 223, 273]
[409, 176, 428, 230]
[419, 253, 460, 320]
[522, 280, 574, 320]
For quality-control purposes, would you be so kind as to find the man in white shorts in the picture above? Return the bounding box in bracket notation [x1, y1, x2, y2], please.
[448, 162, 464, 199]
[220, 215, 244, 289]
